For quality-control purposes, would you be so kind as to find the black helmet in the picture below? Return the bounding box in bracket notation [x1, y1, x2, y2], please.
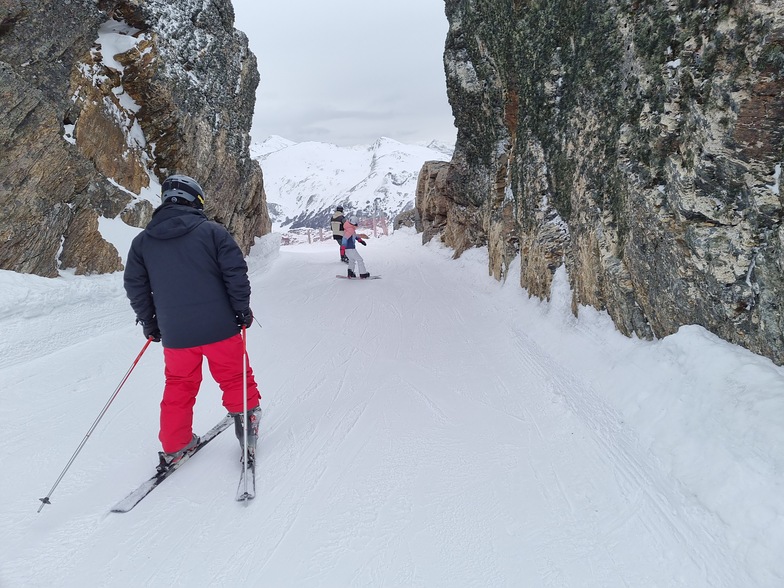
[162, 175, 205, 209]
[336, 206, 344, 212]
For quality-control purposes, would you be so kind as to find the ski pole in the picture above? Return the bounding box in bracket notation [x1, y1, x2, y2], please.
[241, 325, 249, 496]
[37, 337, 154, 512]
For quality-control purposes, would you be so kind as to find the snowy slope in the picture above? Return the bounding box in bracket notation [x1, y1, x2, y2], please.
[249, 135, 296, 159]
[2, 229, 784, 587]
[253, 136, 452, 229]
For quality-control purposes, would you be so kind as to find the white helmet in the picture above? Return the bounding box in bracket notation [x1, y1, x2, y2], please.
[348, 215, 358, 225]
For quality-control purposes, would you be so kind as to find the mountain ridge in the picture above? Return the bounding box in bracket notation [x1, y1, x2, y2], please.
[252, 135, 453, 230]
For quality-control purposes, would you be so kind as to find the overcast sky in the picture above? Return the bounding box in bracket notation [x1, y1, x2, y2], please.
[231, 0, 456, 147]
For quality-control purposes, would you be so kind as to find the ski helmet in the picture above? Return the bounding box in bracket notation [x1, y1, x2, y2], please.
[348, 215, 358, 225]
[161, 175, 205, 209]
[336, 205, 344, 212]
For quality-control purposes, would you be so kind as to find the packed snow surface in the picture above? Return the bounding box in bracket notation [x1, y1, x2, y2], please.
[2, 229, 783, 587]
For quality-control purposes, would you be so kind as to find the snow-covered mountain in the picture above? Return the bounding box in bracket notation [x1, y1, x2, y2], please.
[251, 136, 453, 230]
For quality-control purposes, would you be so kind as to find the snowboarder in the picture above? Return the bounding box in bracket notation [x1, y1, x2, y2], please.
[123, 174, 261, 468]
[342, 215, 371, 278]
[331, 205, 349, 263]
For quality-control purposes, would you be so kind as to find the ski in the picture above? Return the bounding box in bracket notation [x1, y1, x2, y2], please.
[110, 414, 233, 513]
[335, 275, 381, 280]
[235, 456, 256, 502]
[235, 425, 258, 501]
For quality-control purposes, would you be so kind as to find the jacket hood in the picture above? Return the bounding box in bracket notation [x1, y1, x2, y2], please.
[145, 203, 207, 240]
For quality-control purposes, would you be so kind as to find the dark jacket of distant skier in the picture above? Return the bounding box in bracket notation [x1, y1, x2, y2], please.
[124, 202, 250, 349]
[331, 206, 348, 262]
[331, 208, 345, 240]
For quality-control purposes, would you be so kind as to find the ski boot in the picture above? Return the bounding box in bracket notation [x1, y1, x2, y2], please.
[232, 406, 261, 465]
[157, 434, 199, 472]
[359, 273, 370, 279]
[347, 269, 356, 278]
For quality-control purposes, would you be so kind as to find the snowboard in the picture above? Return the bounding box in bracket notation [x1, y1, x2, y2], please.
[336, 275, 381, 280]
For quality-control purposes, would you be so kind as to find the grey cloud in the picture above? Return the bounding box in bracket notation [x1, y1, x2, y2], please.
[232, 0, 455, 147]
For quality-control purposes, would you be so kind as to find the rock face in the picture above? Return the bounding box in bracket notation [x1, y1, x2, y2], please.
[0, 0, 269, 277]
[423, 1, 784, 364]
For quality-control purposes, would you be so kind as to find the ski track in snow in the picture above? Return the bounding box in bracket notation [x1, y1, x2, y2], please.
[0, 231, 760, 586]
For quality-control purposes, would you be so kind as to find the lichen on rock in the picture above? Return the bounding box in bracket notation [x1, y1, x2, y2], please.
[0, 0, 269, 277]
[423, 0, 784, 364]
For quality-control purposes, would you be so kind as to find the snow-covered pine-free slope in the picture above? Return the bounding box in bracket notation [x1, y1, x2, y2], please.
[1, 230, 783, 586]
[254, 136, 452, 228]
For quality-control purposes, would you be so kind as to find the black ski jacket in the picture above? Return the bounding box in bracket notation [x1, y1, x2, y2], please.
[123, 203, 251, 349]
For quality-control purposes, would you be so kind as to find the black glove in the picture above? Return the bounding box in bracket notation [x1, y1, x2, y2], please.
[138, 318, 161, 342]
[235, 308, 253, 329]
[358, 238, 367, 246]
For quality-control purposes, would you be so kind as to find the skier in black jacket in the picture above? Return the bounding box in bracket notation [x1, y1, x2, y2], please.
[123, 175, 261, 467]
[331, 205, 349, 263]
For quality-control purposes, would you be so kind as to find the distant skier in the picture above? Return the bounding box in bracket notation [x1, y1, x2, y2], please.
[123, 174, 261, 469]
[330, 205, 349, 263]
[342, 215, 371, 278]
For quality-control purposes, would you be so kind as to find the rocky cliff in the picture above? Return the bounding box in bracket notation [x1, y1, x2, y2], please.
[0, 0, 269, 277]
[421, 0, 784, 364]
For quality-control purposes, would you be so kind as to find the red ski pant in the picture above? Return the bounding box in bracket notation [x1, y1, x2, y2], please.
[160, 334, 260, 453]
[333, 235, 345, 257]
